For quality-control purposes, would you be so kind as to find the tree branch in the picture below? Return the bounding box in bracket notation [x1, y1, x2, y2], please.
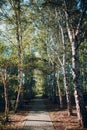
[75, 9, 86, 35]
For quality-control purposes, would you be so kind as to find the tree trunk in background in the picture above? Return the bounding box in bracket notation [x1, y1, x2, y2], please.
[4, 82, 9, 121]
[57, 72, 63, 108]
[15, 68, 23, 112]
[1, 69, 9, 121]
[52, 62, 56, 103]
[14, 0, 23, 112]
[62, 53, 72, 116]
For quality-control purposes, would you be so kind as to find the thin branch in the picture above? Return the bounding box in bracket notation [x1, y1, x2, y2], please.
[0, 32, 17, 47]
[75, 9, 86, 35]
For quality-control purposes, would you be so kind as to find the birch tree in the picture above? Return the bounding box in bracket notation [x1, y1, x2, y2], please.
[11, 0, 24, 112]
[64, 0, 87, 127]
[45, 10, 72, 114]
[44, 0, 87, 127]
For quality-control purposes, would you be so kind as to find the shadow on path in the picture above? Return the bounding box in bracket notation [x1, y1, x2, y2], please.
[21, 96, 55, 130]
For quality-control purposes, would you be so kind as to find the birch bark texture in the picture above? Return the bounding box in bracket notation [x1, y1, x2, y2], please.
[65, 8, 87, 128]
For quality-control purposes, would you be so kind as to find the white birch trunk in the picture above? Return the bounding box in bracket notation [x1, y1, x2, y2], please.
[62, 53, 72, 115]
[65, 10, 87, 127]
[57, 72, 63, 108]
[59, 23, 72, 115]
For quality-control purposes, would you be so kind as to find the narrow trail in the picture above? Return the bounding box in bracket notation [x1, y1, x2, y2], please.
[21, 96, 55, 130]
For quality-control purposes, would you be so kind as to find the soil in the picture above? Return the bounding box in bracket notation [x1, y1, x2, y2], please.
[45, 100, 87, 130]
[7, 111, 28, 130]
[49, 108, 87, 130]
[4, 111, 28, 130]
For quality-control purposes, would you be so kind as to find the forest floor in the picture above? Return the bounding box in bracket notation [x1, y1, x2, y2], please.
[45, 99, 87, 130]
[0, 98, 87, 130]
[0, 111, 28, 129]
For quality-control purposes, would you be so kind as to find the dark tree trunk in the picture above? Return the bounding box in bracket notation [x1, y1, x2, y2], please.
[4, 80, 9, 121]
[1, 69, 9, 121]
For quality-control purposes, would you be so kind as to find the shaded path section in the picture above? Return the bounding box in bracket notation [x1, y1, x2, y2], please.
[22, 96, 55, 130]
